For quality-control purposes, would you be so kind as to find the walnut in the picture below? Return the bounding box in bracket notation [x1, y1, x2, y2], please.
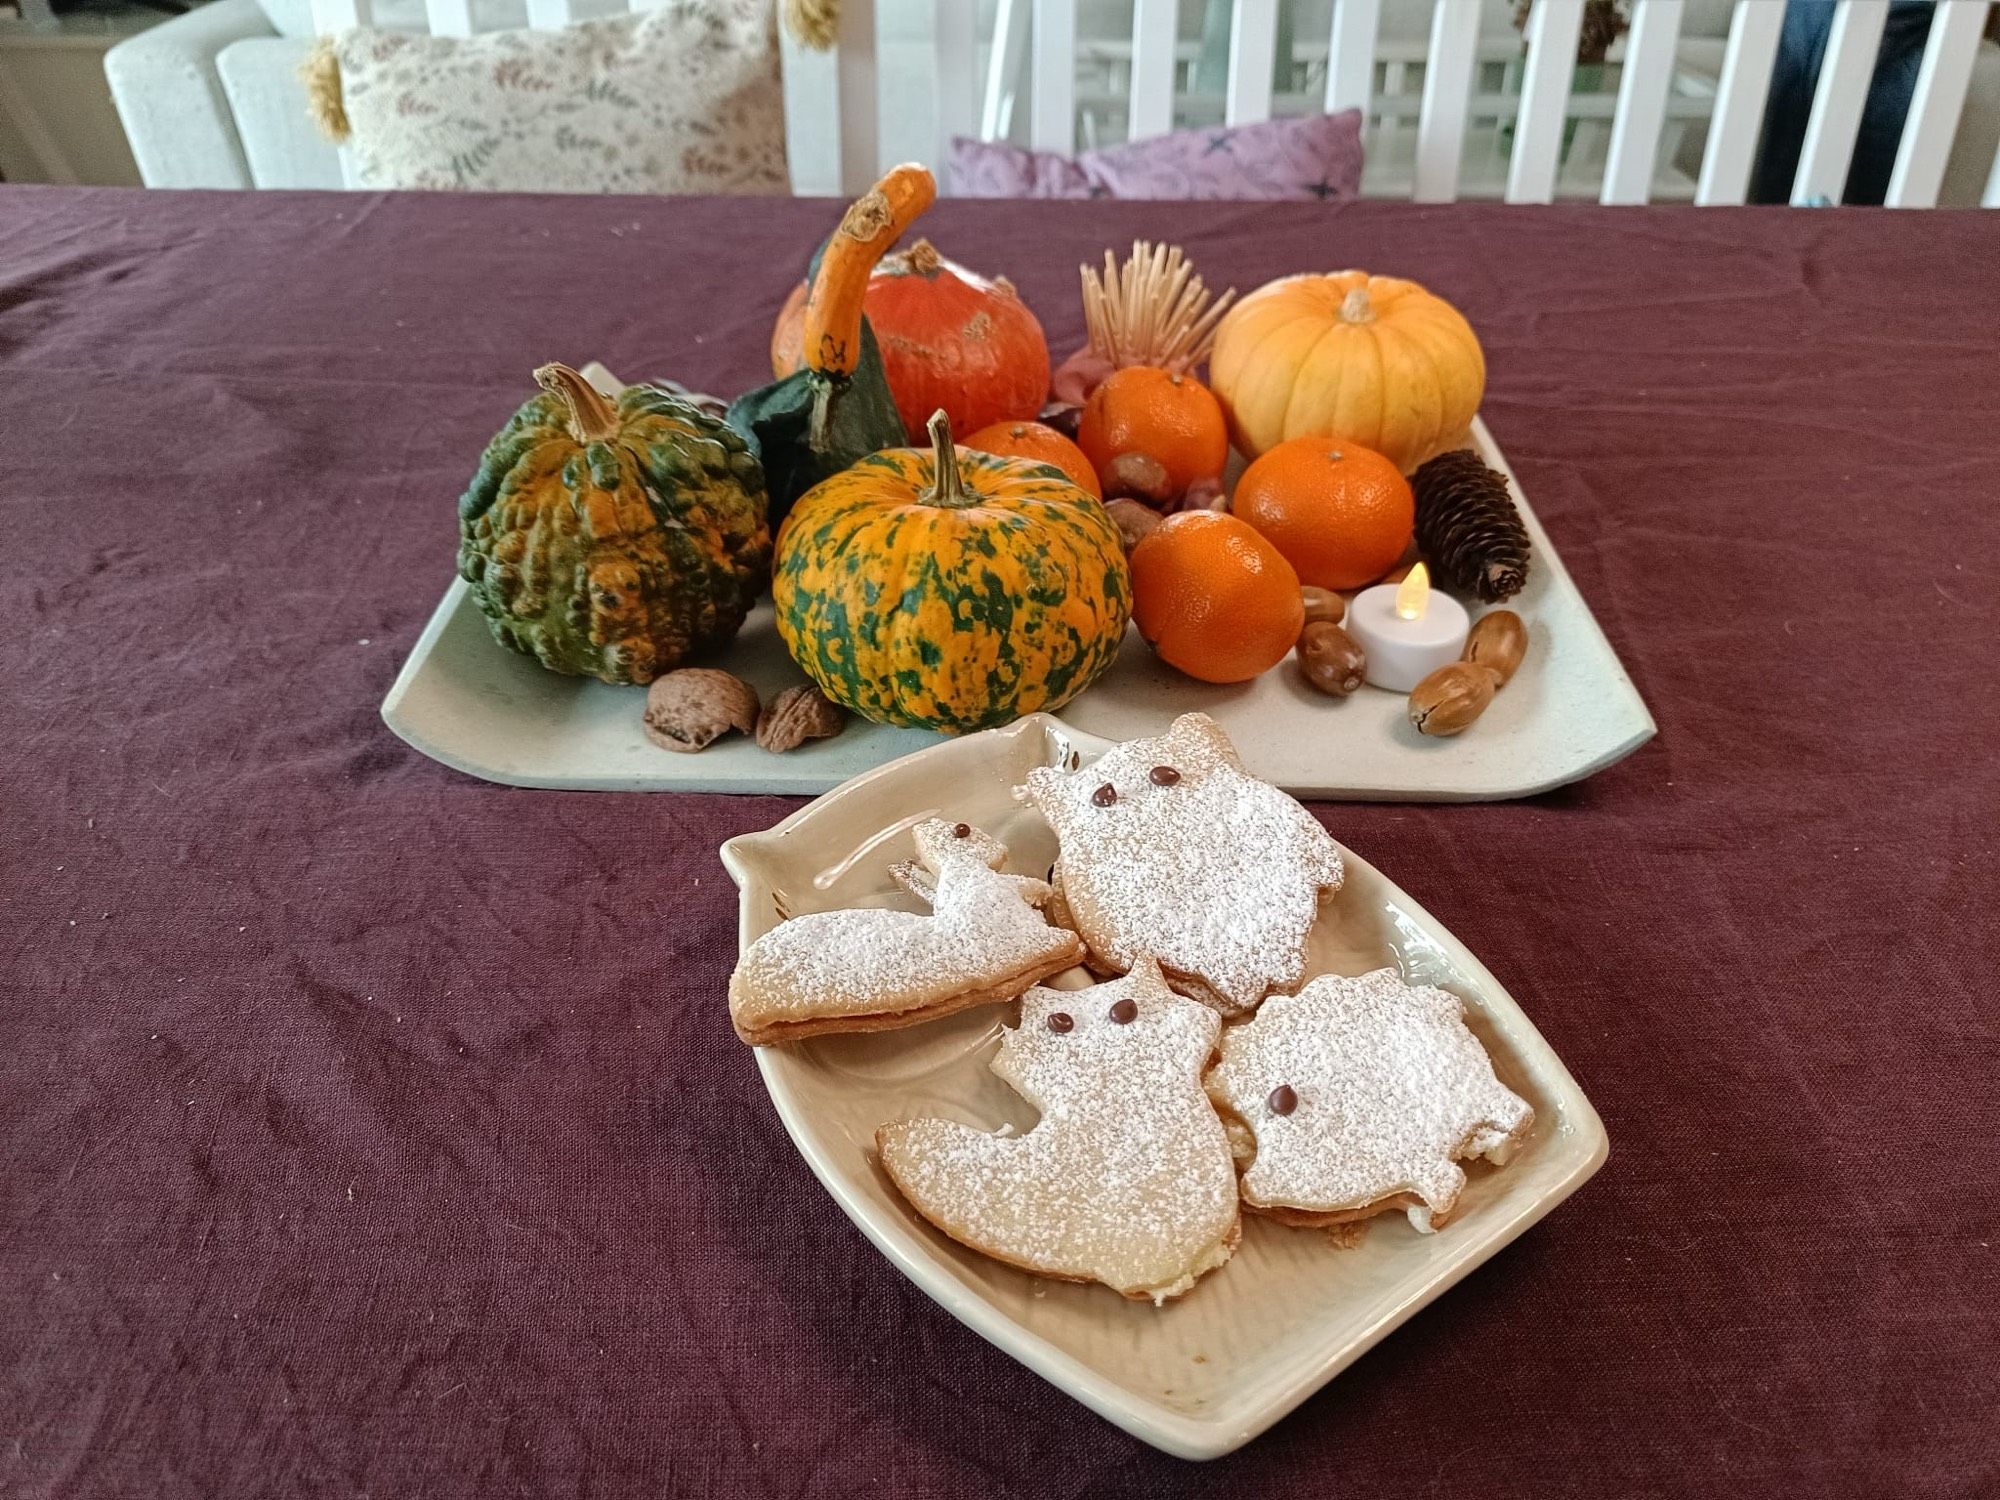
[757, 684, 844, 753]
[643, 668, 758, 753]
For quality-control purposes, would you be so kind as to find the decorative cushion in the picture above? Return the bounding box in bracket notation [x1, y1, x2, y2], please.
[949, 109, 1364, 202]
[326, 1, 786, 194]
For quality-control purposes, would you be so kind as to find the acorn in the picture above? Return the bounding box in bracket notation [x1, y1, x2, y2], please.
[1408, 662, 1496, 736]
[1464, 610, 1528, 686]
[1104, 497, 1163, 553]
[1300, 586, 1345, 629]
[1296, 621, 1367, 697]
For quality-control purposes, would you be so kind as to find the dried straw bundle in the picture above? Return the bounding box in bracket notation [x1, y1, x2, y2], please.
[1078, 241, 1236, 375]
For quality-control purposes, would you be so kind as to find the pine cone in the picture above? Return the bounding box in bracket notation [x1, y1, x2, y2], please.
[1412, 450, 1532, 604]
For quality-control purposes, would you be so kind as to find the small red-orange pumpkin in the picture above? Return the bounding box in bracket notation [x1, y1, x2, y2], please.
[770, 238, 1050, 442]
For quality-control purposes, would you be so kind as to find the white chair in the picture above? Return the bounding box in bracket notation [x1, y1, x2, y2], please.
[982, 0, 2000, 207]
[108, 0, 2000, 205]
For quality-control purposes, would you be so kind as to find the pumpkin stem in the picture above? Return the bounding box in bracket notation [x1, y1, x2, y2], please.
[922, 409, 973, 508]
[536, 363, 620, 443]
[1339, 285, 1374, 325]
[904, 238, 942, 276]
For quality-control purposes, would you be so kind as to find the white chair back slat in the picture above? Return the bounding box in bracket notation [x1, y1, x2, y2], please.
[423, 0, 472, 36]
[1224, 0, 1278, 127]
[933, 0, 977, 179]
[778, 0, 877, 195]
[1506, 0, 1584, 204]
[309, 0, 370, 31]
[1128, 0, 1178, 141]
[1324, 0, 1381, 116]
[1695, 0, 1784, 205]
[1601, 0, 1683, 204]
[1885, 0, 1990, 208]
[1413, 0, 1480, 203]
[524, 0, 573, 29]
[833, 0, 878, 194]
[1030, 0, 1076, 152]
[1986, 136, 2000, 207]
[981, 0, 1030, 139]
[1792, 0, 1889, 203]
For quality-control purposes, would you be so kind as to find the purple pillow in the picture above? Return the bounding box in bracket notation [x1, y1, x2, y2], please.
[949, 109, 1363, 201]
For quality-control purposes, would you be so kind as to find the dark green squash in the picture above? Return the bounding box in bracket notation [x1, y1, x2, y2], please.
[459, 364, 769, 685]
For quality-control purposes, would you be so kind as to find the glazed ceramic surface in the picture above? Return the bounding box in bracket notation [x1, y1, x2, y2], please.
[384, 381, 1652, 799]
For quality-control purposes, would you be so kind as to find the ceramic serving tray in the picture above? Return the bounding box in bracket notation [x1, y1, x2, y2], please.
[719, 716, 1608, 1459]
[382, 363, 1651, 798]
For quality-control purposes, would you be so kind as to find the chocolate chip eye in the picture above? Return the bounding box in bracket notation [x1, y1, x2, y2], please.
[1149, 765, 1180, 786]
[1046, 1012, 1074, 1034]
[1108, 998, 1138, 1024]
[952, 822, 971, 838]
[1267, 1084, 1298, 1116]
[1091, 783, 1117, 808]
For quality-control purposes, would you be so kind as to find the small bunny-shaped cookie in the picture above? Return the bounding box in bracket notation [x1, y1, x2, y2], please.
[729, 819, 1083, 1046]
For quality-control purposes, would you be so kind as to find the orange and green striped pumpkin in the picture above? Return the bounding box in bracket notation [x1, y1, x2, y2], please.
[773, 411, 1131, 733]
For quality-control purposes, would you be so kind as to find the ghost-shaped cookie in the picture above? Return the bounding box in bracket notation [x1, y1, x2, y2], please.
[877, 958, 1241, 1302]
[1019, 712, 1343, 1016]
[1206, 968, 1534, 1232]
[728, 819, 1084, 1046]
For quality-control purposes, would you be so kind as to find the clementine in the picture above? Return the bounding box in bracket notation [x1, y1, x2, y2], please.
[1077, 367, 1229, 504]
[1231, 436, 1414, 590]
[1130, 511, 1304, 684]
[961, 420, 1102, 499]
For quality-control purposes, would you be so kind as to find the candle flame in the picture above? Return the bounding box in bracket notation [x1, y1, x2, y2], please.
[1394, 562, 1430, 621]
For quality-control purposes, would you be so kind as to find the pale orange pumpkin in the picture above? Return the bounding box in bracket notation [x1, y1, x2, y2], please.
[1207, 271, 1485, 473]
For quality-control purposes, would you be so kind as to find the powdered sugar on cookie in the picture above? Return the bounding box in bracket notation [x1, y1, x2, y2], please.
[1020, 713, 1343, 1016]
[1207, 968, 1533, 1232]
[878, 958, 1240, 1302]
[890, 819, 1051, 908]
[729, 819, 1083, 1046]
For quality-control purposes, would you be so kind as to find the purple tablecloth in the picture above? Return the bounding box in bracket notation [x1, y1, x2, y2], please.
[4, 186, 1997, 1498]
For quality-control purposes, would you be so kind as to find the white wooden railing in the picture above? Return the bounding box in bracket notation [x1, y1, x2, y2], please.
[307, 0, 2000, 206]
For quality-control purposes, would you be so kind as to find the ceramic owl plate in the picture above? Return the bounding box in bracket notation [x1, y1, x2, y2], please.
[719, 716, 1608, 1460]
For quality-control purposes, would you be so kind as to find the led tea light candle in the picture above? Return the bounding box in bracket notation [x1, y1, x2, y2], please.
[1344, 563, 1470, 693]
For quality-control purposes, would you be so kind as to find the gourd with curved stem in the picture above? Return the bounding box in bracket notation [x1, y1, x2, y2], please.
[729, 164, 938, 521]
[458, 362, 769, 685]
[773, 409, 1131, 734]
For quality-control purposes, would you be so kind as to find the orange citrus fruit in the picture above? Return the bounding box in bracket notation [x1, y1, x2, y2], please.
[1077, 367, 1229, 503]
[1130, 511, 1304, 683]
[1231, 436, 1414, 590]
[961, 419, 1102, 499]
